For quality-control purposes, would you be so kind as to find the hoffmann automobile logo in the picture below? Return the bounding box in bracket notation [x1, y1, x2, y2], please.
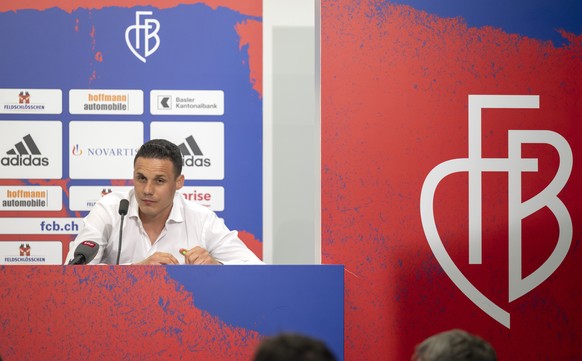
[420, 95, 573, 328]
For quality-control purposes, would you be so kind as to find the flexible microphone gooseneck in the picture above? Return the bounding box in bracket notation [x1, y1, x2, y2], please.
[116, 199, 130, 265]
[68, 241, 100, 265]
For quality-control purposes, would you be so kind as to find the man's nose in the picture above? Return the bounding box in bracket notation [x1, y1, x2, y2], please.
[144, 181, 154, 194]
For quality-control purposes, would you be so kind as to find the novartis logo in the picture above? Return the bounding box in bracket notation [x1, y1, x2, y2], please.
[420, 95, 573, 328]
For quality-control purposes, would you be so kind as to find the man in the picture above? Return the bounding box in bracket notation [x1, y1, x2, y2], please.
[252, 333, 337, 361]
[65, 139, 263, 265]
[412, 329, 497, 361]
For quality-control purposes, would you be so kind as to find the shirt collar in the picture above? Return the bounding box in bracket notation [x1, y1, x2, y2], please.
[168, 193, 184, 223]
[127, 189, 139, 219]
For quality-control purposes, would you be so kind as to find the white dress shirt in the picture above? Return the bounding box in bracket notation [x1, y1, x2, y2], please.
[65, 189, 263, 265]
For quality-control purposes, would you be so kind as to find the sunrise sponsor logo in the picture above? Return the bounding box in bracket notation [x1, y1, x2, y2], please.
[178, 186, 224, 211]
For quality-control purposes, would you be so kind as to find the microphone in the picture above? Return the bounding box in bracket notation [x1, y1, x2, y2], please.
[68, 241, 100, 265]
[118, 198, 129, 216]
[116, 199, 129, 265]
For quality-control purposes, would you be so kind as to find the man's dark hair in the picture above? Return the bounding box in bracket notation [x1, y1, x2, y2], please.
[134, 139, 183, 178]
[412, 329, 497, 361]
[253, 333, 337, 361]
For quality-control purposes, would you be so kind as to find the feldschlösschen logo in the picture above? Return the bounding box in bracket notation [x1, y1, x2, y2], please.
[420, 95, 573, 328]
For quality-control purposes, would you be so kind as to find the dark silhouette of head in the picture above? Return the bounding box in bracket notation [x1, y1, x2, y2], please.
[253, 333, 337, 361]
[412, 329, 497, 361]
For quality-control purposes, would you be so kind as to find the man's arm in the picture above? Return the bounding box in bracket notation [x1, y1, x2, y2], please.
[203, 213, 264, 265]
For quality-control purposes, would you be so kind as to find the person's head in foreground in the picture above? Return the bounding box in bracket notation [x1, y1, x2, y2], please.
[253, 332, 337, 361]
[412, 329, 497, 361]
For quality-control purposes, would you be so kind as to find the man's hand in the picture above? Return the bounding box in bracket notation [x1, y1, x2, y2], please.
[134, 252, 180, 265]
[180, 246, 221, 265]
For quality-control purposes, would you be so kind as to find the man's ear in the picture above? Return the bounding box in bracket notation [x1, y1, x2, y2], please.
[176, 174, 185, 190]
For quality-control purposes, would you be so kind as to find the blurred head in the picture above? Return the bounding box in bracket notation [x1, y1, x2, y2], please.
[133, 139, 184, 221]
[253, 333, 337, 361]
[412, 329, 497, 361]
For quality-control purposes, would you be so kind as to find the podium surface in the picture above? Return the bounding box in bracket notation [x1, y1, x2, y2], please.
[0, 265, 344, 360]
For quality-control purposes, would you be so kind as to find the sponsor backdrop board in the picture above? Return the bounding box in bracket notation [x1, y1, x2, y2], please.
[322, 0, 581, 360]
[0, 1, 263, 263]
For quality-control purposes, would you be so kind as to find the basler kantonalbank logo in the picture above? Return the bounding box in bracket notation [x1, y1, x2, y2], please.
[420, 95, 573, 328]
[125, 11, 160, 63]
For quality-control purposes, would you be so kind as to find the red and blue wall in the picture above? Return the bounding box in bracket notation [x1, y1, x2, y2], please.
[322, 0, 581, 359]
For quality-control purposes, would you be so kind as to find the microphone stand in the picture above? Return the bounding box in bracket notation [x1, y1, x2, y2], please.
[116, 199, 129, 265]
[116, 213, 126, 265]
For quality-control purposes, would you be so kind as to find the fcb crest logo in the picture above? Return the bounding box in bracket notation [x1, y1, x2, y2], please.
[125, 11, 160, 63]
[420, 95, 573, 328]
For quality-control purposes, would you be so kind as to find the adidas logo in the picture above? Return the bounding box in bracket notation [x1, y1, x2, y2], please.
[178, 135, 203, 156]
[179, 135, 211, 167]
[7, 134, 41, 155]
[1, 134, 49, 167]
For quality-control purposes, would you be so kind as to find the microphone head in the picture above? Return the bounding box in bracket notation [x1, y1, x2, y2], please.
[118, 199, 129, 216]
[74, 241, 100, 264]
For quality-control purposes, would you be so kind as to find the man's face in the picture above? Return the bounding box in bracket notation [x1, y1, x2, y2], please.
[133, 157, 184, 221]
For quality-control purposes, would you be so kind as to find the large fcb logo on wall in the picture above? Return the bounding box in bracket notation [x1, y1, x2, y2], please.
[321, 0, 580, 359]
[420, 95, 573, 328]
